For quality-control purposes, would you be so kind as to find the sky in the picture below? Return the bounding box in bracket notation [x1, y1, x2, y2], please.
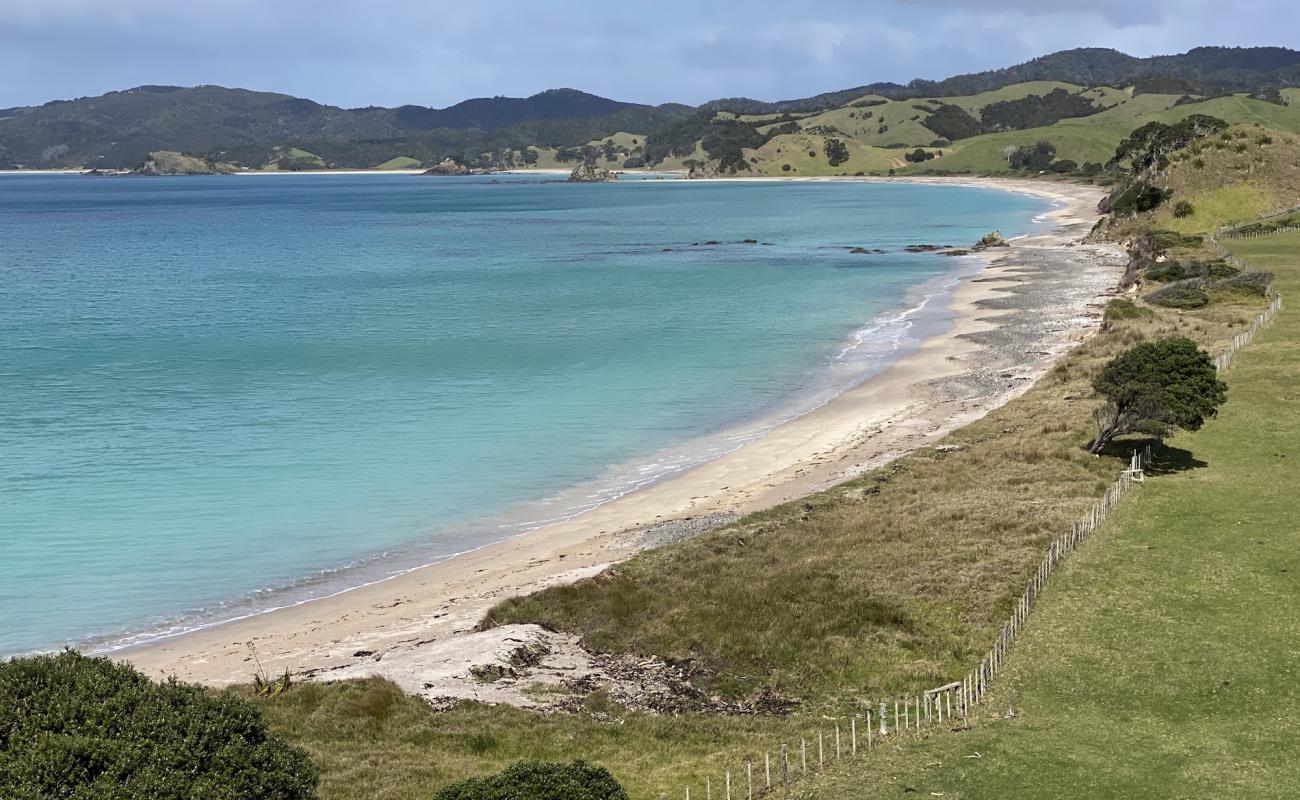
[2, 0, 1297, 110]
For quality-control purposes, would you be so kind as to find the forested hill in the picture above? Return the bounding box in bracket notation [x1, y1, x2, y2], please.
[3, 45, 1299, 171]
[0, 85, 688, 169]
[701, 46, 1300, 114]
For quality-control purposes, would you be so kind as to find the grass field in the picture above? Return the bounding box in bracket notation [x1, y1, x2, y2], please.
[788, 231, 1300, 798]
[374, 156, 422, 170]
[899, 94, 1300, 175]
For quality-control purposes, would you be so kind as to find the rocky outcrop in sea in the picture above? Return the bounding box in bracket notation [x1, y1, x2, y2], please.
[567, 162, 617, 182]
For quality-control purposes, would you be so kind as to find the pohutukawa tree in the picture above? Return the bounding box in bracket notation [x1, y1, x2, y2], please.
[1087, 337, 1226, 454]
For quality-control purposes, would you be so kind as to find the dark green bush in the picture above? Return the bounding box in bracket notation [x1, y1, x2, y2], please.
[1143, 261, 1188, 282]
[1172, 199, 1195, 218]
[0, 651, 318, 800]
[1145, 259, 1239, 284]
[432, 760, 627, 800]
[1211, 271, 1273, 296]
[1110, 181, 1170, 215]
[1146, 280, 1210, 309]
[1147, 229, 1204, 250]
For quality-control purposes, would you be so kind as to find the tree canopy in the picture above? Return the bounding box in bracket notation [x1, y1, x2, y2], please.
[1108, 114, 1228, 174]
[0, 651, 318, 800]
[1087, 338, 1226, 453]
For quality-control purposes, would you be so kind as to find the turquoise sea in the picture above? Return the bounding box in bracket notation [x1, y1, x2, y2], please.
[0, 174, 1050, 657]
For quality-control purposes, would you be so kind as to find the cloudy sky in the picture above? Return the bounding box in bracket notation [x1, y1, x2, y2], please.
[2, 0, 1296, 109]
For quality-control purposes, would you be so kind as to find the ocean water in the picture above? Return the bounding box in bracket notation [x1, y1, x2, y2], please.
[0, 173, 1050, 657]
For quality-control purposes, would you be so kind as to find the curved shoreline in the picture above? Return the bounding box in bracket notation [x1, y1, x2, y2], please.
[120, 177, 1126, 685]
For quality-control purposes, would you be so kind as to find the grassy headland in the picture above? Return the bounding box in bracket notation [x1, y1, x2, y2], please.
[786, 229, 1300, 799]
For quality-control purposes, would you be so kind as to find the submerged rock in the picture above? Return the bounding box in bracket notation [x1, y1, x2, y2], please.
[567, 162, 617, 182]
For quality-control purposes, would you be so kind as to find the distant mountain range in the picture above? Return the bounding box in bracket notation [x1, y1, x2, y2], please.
[2, 46, 1298, 170]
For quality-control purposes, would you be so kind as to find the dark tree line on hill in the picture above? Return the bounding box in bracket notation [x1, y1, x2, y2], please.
[981, 88, 1100, 131]
[921, 104, 984, 140]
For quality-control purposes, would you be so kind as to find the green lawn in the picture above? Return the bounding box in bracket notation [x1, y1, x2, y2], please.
[790, 231, 1300, 799]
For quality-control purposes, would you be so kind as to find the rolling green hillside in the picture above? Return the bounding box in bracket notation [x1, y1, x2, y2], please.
[679, 90, 1300, 178]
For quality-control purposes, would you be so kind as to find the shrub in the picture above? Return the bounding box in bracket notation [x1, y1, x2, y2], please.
[1145, 280, 1210, 309]
[1143, 261, 1188, 282]
[1087, 337, 1226, 453]
[1109, 181, 1169, 215]
[1172, 200, 1195, 218]
[781, 163, 792, 172]
[1211, 271, 1273, 296]
[0, 651, 318, 800]
[432, 760, 627, 800]
[621, 157, 645, 169]
[1147, 230, 1204, 250]
[1144, 259, 1237, 283]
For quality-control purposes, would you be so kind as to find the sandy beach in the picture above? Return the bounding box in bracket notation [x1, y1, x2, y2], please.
[120, 177, 1126, 690]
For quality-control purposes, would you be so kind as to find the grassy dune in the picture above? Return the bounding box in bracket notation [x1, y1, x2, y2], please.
[789, 231, 1300, 799]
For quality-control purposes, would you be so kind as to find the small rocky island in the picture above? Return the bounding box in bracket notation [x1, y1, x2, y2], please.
[423, 158, 481, 176]
[567, 162, 617, 182]
[972, 230, 1010, 251]
[134, 151, 233, 176]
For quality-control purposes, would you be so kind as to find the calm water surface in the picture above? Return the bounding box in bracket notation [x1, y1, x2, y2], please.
[0, 173, 1050, 655]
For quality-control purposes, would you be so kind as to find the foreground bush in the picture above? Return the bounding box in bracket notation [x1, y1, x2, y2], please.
[0, 651, 317, 800]
[432, 760, 627, 800]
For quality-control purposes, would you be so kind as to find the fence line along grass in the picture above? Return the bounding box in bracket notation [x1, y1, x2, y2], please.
[658, 222, 1284, 799]
[784, 227, 1300, 800]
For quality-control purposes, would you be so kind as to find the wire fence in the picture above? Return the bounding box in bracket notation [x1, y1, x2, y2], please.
[1219, 225, 1300, 240]
[661, 224, 1287, 800]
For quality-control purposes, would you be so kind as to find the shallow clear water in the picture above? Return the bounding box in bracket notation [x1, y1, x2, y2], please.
[0, 174, 1049, 656]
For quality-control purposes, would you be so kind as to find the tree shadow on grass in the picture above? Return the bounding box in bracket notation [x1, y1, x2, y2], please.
[1096, 439, 1208, 475]
[1147, 444, 1208, 475]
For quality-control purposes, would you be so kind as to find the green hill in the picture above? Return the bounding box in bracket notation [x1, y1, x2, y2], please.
[653, 88, 1300, 177]
[0, 85, 689, 170]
